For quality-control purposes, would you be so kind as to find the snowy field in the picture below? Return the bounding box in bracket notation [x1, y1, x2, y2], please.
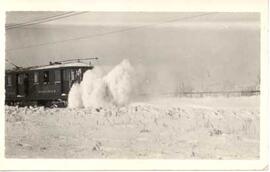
[5, 95, 259, 159]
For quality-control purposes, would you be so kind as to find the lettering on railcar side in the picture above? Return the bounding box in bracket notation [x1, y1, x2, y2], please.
[37, 90, 57, 94]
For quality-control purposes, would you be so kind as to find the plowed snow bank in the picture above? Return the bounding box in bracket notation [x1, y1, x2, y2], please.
[6, 96, 259, 159]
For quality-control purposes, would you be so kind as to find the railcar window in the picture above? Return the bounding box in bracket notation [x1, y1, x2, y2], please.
[77, 68, 83, 81]
[18, 74, 24, 85]
[55, 70, 60, 82]
[43, 71, 49, 83]
[77, 68, 82, 76]
[34, 72, 39, 83]
[64, 69, 70, 81]
[7, 75, 12, 86]
[71, 69, 75, 81]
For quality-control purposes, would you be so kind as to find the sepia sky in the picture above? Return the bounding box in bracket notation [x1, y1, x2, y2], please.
[5, 12, 260, 92]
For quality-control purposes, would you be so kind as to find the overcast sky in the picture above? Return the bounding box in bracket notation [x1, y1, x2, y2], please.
[5, 12, 260, 92]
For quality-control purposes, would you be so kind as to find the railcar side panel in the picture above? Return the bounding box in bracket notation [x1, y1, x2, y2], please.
[5, 65, 93, 106]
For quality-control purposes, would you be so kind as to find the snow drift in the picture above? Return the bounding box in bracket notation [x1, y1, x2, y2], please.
[68, 59, 135, 108]
[5, 96, 260, 159]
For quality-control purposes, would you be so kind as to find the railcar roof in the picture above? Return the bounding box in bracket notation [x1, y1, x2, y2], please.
[6, 62, 92, 72]
[31, 62, 91, 70]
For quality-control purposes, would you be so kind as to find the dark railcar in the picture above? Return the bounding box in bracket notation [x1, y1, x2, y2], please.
[5, 62, 93, 107]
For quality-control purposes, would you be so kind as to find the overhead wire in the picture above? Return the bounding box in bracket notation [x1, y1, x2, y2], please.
[6, 12, 75, 29]
[6, 12, 218, 52]
[6, 11, 88, 30]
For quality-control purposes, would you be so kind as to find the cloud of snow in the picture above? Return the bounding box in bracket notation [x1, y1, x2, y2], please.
[68, 83, 83, 108]
[80, 67, 110, 108]
[104, 59, 135, 106]
[68, 59, 135, 108]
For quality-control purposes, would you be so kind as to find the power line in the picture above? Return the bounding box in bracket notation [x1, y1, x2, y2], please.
[6, 12, 73, 28]
[6, 11, 88, 30]
[6, 12, 87, 29]
[6, 12, 218, 52]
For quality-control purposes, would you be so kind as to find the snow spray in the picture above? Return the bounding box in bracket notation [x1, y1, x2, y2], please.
[68, 59, 135, 108]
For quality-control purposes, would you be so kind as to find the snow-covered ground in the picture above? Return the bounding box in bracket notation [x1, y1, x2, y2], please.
[5, 96, 259, 159]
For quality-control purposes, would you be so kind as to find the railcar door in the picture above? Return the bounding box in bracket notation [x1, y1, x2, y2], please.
[24, 73, 29, 96]
[61, 69, 70, 95]
[15, 73, 19, 96]
[17, 73, 28, 97]
[60, 69, 65, 94]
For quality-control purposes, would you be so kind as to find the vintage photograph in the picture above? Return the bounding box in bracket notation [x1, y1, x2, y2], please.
[5, 12, 260, 159]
